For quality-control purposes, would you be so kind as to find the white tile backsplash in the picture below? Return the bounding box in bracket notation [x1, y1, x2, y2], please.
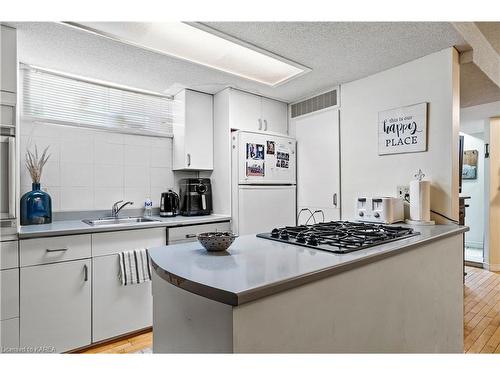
[19, 122, 197, 212]
[60, 162, 93, 187]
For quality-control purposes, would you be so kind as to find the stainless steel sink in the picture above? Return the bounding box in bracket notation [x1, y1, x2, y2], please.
[82, 217, 159, 226]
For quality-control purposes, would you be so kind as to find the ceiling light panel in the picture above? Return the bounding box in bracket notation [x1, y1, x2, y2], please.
[64, 22, 310, 86]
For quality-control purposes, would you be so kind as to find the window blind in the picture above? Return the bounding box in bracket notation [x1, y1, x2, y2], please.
[21, 65, 173, 137]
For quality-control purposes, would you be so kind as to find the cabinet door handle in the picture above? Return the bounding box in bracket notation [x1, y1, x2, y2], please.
[258, 119, 262, 130]
[185, 234, 197, 239]
[264, 119, 268, 131]
[83, 264, 88, 282]
[187, 153, 191, 167]
[333, 193, 338, 207]
[46, 248, 68, 252]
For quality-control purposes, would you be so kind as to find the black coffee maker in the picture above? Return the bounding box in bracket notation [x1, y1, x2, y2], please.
[179, 178, 213, 216]
[160, 190, 179, 217]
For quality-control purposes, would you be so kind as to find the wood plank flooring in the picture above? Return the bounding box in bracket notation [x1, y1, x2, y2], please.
[80, 266, 500, 354]
[464, 266, 500, 353]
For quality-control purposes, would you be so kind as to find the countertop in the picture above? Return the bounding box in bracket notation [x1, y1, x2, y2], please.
[149, 224, 468, 306]
[18, 214, 231, 239]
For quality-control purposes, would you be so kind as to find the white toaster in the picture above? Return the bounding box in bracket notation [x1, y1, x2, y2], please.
[355, 197, 404, 224]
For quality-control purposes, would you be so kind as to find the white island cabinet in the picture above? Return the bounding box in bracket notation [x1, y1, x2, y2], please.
[91, 228, 166, 342]
[173, 89, 213, 171]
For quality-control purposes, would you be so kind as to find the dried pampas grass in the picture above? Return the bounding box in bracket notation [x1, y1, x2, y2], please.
[25, 145, 51, 184]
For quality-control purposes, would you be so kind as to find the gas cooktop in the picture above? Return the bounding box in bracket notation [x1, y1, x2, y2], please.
[256, 221, 420, 254]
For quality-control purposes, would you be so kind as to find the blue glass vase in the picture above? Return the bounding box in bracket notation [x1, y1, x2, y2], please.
[20, 183, 52, 225]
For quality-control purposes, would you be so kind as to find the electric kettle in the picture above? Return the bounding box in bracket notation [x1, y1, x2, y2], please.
[160, 190, 179, 217]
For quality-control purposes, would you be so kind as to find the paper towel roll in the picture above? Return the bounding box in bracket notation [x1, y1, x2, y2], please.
[409, 180, 431, 222]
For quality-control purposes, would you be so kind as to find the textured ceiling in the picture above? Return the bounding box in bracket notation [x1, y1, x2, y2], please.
[13, 22, 467, 103]
[460, 62, 500, 108]
[476, 22, 500, 55]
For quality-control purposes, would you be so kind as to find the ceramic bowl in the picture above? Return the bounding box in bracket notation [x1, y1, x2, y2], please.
[198, 232, 237, 252]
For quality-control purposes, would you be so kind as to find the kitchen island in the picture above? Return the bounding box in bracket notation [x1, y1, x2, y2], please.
[149, 224, 467, 353]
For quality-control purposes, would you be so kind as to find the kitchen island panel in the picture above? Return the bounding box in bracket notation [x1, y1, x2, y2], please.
[232, 234, 463, 353]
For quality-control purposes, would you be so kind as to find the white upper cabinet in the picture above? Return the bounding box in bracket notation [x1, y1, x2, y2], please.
[173, 89, 214, 171]
[261, 96, 288, 134]
[1, 25, 17, 94]
[228, 88, 288, 134]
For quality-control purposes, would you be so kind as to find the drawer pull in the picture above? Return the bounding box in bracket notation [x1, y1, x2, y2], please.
[46, 248, 68, 252]
[83, 264, 88, 282]
[185, 234, 197, 239]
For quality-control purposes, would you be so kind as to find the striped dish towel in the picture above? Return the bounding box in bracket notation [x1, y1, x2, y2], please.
[118, 249, 152, 286]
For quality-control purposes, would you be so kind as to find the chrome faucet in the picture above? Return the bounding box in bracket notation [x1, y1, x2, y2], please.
[111, 200, 134, 218]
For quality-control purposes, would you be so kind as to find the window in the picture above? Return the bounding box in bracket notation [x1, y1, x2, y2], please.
[21, 64, 173, 137]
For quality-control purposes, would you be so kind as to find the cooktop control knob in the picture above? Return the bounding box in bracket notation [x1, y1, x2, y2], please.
[374, 212, 380, 218]
[280, 230, 289, 240]
[271, 228, 280, 238]
[307, 235, 319, 246]
[359, 211, 364, 217]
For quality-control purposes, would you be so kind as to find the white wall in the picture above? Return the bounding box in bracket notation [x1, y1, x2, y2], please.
[340, 48, 460, 222]
[20, 121, 193, 212]
[460, 133, 485, 248]
[460, 100, 500, 134]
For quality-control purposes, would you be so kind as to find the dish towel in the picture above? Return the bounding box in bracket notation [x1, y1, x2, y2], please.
[118, 249, 152, 286]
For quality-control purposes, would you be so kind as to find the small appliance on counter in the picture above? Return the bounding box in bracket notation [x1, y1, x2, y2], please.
[160, 190, 179, 217]
[355, 197, 404, 224]
[179, 178, 213, 216]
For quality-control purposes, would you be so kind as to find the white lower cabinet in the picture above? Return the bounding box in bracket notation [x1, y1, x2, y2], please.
[92, 254, 152, 342]
[91, 228, 165, 342]
[20, 259, 91, 353]
[1, 318, 19, 351]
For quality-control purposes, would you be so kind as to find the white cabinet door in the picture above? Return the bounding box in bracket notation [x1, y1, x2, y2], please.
[185, 90, 213, 170]
[20, 259, 91, 353]
[173, 89, 214, 170]
[261, 97, 288, 134]
[1, 268, 19, 320]
[0, 25, 16, 94]
[229, 89, 262, 131]
[92, 254, 152, 342]
[291, 109, 340, 223]
[1, 318, 19, 350]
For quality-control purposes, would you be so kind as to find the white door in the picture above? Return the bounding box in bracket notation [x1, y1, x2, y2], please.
[291, 109, 340, 224]
[261, 97, 288, 134]
[235, 131, 296, 185]
[20, 259, 91, 353]
[229, 89, 262, 131]
[236, 185, 296, 235]
[92, 254, 152, 342]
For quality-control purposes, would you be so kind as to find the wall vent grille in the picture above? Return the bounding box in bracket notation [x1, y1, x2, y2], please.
[291, 89, 338, 118]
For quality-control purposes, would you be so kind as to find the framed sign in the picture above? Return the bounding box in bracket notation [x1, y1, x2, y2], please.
[378, 102, 428, 155]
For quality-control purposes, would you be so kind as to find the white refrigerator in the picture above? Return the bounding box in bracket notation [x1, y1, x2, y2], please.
[231, 130, 296, 235]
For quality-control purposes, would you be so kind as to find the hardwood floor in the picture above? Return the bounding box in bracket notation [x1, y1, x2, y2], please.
[464, 266, 500, 353]
[79, 330, 152, 354]
[80, 266, 500, 354]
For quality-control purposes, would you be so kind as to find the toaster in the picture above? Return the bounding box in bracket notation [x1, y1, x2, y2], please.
[355, 197, 404, 224]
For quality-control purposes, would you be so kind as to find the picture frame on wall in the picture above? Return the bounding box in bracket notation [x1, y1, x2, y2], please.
[462, 150, 478, 180]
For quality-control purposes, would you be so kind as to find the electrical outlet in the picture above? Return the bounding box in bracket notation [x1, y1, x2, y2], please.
[397, 185, 410, 201]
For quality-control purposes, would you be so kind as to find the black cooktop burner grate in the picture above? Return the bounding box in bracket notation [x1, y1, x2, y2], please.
[256, 221, 419, 254]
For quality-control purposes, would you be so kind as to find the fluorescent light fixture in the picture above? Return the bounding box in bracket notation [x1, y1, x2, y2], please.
[62, 22, 310, 87]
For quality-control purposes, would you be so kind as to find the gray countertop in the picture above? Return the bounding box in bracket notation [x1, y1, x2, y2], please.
[18, 214, 231, 239]
[149, 224, 468, 306]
